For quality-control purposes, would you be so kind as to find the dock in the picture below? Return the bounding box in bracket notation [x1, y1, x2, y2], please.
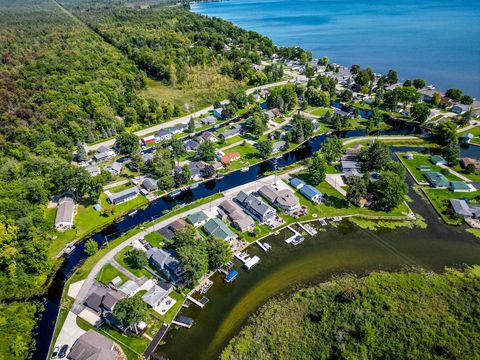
[186, 295, 206, 308]
[143, 323, 169, 360]
[243, 256, 260, 270]
[298, 222, 317, 236]
[285, 225, 304, 246]
[172, 315, 194, 328]
[318, 218, 327, 226]
[256, 240, 271, 252]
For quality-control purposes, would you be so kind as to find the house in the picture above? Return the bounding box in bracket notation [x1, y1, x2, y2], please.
[439, 96, 453, 108]
[264, 108, 281, 120]
[449, 181, 472, 192]
[450, 199, 480, 218]
[430, 155, 447, 165]
[299, 185, 323, 203]
[461, 133, 474, 144]
[211, 161, 224, 171]
[142, 282, 173, 308]
[55, 197, 75, 231]
[201, 115, 217, 125]
[272, 141, 287, 153]
[86, 165, 101, 177]
[404, 153, 414, 160]
[141, 152, 154, 163]
[68, 329, 121, 360]
[106, 162, 122, 175]
[142, 178, 158, 192]
[186, 211, 208, 227]
[424, 172, 449, 188]
[218, 199, 255, 232]
[341, 160, 361, 172]
[107, 187, 139, 205]
[452, 104, 470, 114]
[203, 217, 236, 241]
[460, 157, 480, 171]
[234, 191, 276, 223]
[344, 168, 362, 179]
[175, 161, 206, 181]
[258, 185, 300, 213]
[289, 177, 306, 190]
[158, 218, 189, 240]
[221, 152, 241, 165]
[334, 109, 352, 118]
[213, 108, 225, 119]
[142, 135, 156, 145]
[156, 129, 173, 142]
[418, 165, 431, 172]
[170, 123, 188, 134]
[418, 89, 436, 103]
[220, 127, 241, 140]
[94, 146, 115, 162]
[118, 280, 140, 297]
[184, 139, 200, 151]
[101, 289, 126, 312]
[199, 131, 217, 142]
[147, 247, 183, 284]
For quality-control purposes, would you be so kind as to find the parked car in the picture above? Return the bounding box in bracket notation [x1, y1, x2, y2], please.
[51, 346, 60, 359]
[58, 344, 68, 358]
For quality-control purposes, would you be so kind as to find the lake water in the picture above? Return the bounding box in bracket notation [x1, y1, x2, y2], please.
[192, 0, 480, 97]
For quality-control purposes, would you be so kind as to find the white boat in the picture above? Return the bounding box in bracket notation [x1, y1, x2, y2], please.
[240, 166, 250, 172]
[64, 244, 76, 255]
[243, 256, 260, 270]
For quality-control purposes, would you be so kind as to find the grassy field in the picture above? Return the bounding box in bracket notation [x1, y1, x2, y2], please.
[423, 188, 479, 225]
[96, 263, 129, 286]
[396, 152, 462, 184]
[220, 143, 260, 172]
[144, 232, 164, 248]
[114, 246, 153, 279]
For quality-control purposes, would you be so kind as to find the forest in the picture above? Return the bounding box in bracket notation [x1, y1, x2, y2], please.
[222, 267, 480, 359]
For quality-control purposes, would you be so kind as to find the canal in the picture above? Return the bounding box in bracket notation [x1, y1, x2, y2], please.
[33, 129, 480, 359]
[156, 178, 480, 359]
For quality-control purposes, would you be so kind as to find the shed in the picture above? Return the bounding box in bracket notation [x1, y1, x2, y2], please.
[299, 185, 323, 203]
[430, 155, 447, 166]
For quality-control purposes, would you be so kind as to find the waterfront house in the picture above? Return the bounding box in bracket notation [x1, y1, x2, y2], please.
[344, 168, 362, 179]
[158, 218, 189, 240]
[156, 129, 173, 142]
[170, 123, 189, 134]
[220, 126, 241, 140]
[234, 191, 276, 223]
[424, 172, 449, 189]
[450, 199, 480, 218]
[430, 155, 447, 166]
[452, 104, 470, 114]
[404, 153, 414, 160]
[201, 115, 217, 125]
[142, 282, 173, 308]
[55, 197, 75, 231]
[460, 157, 480, 171]
[289, 177, 306, 190]
[449, 181, 472, 192]
[107, 187, 139, 205]
[461, 133, 474, 144]
[221, 152, 241, 165]
[341, 160, 361, 172]
[272, 140, 287, 153]
[418, 165, 431, 172]
[213, 108, 225, 119]
[199, 131, 217, 142]
[258, 185, 300, 213]
[418, 89, 436, 103]
[142, 178, 158, 192]
[101, 289, 126, 312]
[86, 165, 101, 177]
[184, 139, 200, 151]
[68, 330, 121, 360]
[299, 185, 323, 204]
[203, 217, 236, 241]
[218, 199, 255, 232]
[147, 247, 183, 284]
[186, 211, 208, 227]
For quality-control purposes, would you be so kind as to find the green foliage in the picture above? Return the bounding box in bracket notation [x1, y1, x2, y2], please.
[257, 139, 274, 160]
[115, 132, 140, 155]
[359, 141, 393, 172]
[267, 84, 298, 112]
[198, 140, 216, 162]
[222, 268, 480, 360]
[84, 239, 99, 256]
[320, 136, 342, 164]
[443, 138, 460, 166]
[374, 171, 408, 211]
[432, 122, 457, 144]
[345, 176, 367, 205]
[206, 237, 234, 269]
[307, 154, 327, 186]
[411, 102, 431, 123]
[445, 88, 462, 102]
[114, 294, 148, 330]
[289, 114, 313, 143]
[127, 248, 148, 269]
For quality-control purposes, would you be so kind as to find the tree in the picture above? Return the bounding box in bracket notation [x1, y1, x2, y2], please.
[318, 56, 329, 66]
[432, 122, 457, 144]
[411, 103, 431, 123]
[445, 88, 462, 102]
[201, 164, 215, 178]
[172, 226, 197, 250]
[101, 204, 115, 217]
[206, 237, 233, 269]
[307, 154, 327, 185]
[394, 86, 420, 106]
[177, 244, 209, 286]
[290, 115, 313, 143]
[170, 139, 186, 164]
[245, 114, 267, 137]
[346, 176, 367, 206]
[114, 295, 148, 333]
[257, 139, 274, 160]
[350, 64, 360, 74]
[412, 79, 426, 89]
[461, 95, 473, 105]
[443, 138, 459, 166]
[115, 132, 140, 155]
[432, 92, 441, 106]
[306, 87, 330, 107]
[374, 171, 407, 212]
[385, 69, 398, 85]
[359, 141, 392, 171]
[181, 164, 191, 183]
[127, 248, 148, 269]
[76, 141, 88, 162]
[465, 163, 476, 174]
[84, 239, 98, 256]
[320, 136, 342, 164]
[198, 140, 216, 161]
[188, 117, 195, 133]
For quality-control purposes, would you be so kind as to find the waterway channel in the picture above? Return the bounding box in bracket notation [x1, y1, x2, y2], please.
[33, 128, 480, 359]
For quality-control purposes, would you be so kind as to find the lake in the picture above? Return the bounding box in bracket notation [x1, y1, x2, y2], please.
[192, 0, 480, 97]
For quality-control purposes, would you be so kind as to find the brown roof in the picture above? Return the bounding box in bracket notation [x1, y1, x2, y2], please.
[169, 218, 189, 232]
[219, 199, 245, 221]
[68, 330, 118, 360]
[101, 290, 125, 312]
[259, 185, 299, 208]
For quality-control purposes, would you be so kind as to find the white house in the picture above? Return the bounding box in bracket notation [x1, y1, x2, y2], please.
[55, 197, 75, 231]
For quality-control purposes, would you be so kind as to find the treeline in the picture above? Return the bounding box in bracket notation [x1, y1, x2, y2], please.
[222, 267, 480, 359]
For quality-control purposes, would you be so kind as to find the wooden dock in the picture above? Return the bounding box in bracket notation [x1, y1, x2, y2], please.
[186, 295, 206, 308]
[298, 222, 317, 236]
[143, 323, 169, 360]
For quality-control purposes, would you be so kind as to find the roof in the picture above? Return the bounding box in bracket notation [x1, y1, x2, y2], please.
[450, 199, 472, 216]
[418, 165, 431, 170]
[449, 181, 471, 191]
[108, 162, 122, 173]
[142, 283, 172, 307]
[108, 187, 139, 204]
[200, 131, 215, 141]
[118, 280, 139, 296]
[55, 197, 74, 226]
[110, 276, 122, 286]
[221, 152, 241, 164]
[147, 247, 179, 271]
[97, 145, 110, 154]
[68, 330, 117, 360]
[204, 218, 235, 240]
[219, 199, 246, 221]
[341, 160, 361, 170]
[235, 191, 276, 218]
[86, 165, 100, 175]
[424, 172, 449, 188]
[344, 169, 362, 178]
[187, 211, 208, 225]
[430, 155, 446, 164]
[289, 178, 305, 188]
[156, 129, 172, 138]
[463, 133, 474, 139]
[258, 185, 299, 208]
[142, 178, 158, 191]
[299, 185, 323, 200]
[273, 141, 286, 151]
[201, 115, 216, 124]
[102, 290, 125, 311]
[221, 128, 241, 138]
[84, 289, 105, 313]
[184, 139, 200, 150]
[233, 216, 255, 231]
[169, 218, 188, 232]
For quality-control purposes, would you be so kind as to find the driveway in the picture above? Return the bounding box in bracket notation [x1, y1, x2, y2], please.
[54, 311, 85, 350]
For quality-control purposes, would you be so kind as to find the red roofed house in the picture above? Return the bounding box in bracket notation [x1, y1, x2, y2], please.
[142, 135, 156, 145]
[221, 152, 241, 165]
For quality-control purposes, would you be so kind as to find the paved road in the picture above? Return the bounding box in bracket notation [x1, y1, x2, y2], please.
[342, 135, 420, 146]
[457, 121, 480, 134]
[87, 80, 289, 152]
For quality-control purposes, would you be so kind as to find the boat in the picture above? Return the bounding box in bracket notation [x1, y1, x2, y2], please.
[263, 242, 272, 250]
[332, 216, 342, 222]
[240, 166, 249, 172]
[215, 174, 225, 180]
[199, 280, 213, 294]
[63, 244, 76, 255]
[188, 182, 200, 190]
[128, 210, 138, 216]
[319, 218, 327, 226]
[224, 270, 239, 283]
[291, 235, 305, 246]
[168, 189, 182, 198]
[243, 256, 260, 270]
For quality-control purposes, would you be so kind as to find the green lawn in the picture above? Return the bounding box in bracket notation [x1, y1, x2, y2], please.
[114, 246, 153, 279]
[220, 143, 260, 172]
[144, 232, 165, 248]
[304, 106, 331, 117]
[215, 135, 244, 148]
[453, 163, 480, 182]
[423, 188, 480, 225]
[153, 291, 184, 324]
[396, 152, 462, 184]
[96, 263, 129, 286]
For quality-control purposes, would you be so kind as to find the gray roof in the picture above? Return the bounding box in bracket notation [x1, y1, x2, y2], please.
[299, 185, 323, 201]
[201, 115, 216, 124]
[289, 177, 305, 188]
[97, 145, 110, 154]
[68, 330, 117, 360]
[86, 165, 100, 175]
[108, 162, 122, 173]
[147, 247, 179, 272]
[258, 185, 299, 209]
[219, 199, 246, 221]
[235, 191, 276, 218]
[55, 197, 74, 226]
[273, 141, 286, 151]
[220, 128, 241, 139]
[118, 280, 139, 296]
[107, 187, 139, 204]
[450, 199, 472, 216]
[142, 178, 158, 191]
[341, 160, 361, 171]
[142, 283, 172, 307]
[184, 139, 200, 150]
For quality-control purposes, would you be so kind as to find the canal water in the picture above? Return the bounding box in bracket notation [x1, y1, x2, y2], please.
[33, 129, 480, 359]
[156, 180, 480, 359]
